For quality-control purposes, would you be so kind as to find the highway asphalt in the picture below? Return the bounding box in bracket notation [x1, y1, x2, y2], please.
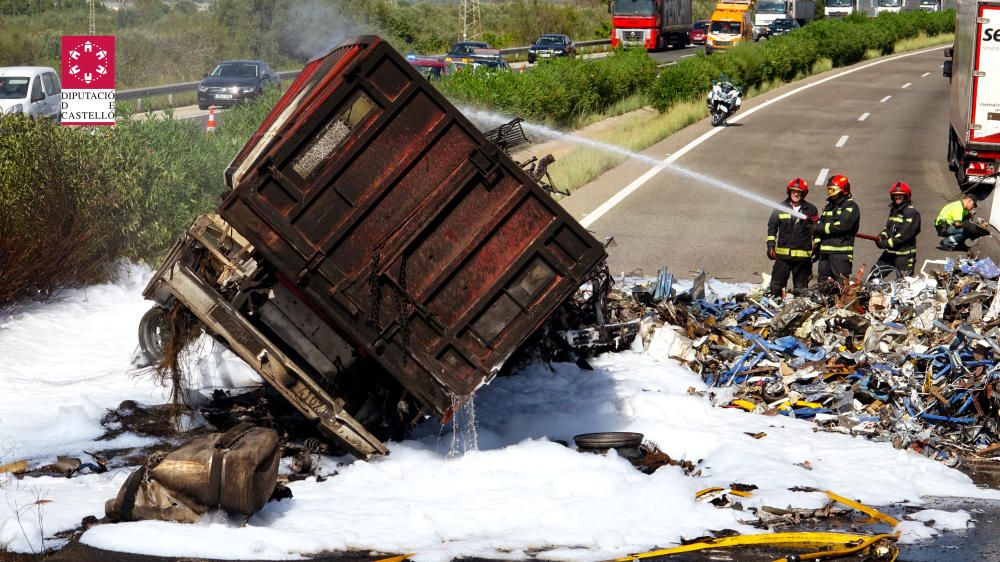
[560, 46, 968, 283]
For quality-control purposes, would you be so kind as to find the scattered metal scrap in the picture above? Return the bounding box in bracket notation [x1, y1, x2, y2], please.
[484, 117, 569, 196]
[618, 257, 1000, 469]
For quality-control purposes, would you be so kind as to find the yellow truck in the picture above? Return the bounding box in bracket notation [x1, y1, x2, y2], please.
[706, 0, 753, 54]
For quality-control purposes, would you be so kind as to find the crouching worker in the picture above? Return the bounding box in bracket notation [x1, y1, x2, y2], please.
[875, 181, 921, 277]
[935, 194, 987, 251]
[766, 178, 818, 296]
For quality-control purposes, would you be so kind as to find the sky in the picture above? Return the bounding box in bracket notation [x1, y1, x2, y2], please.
[0, 266, 987, 559]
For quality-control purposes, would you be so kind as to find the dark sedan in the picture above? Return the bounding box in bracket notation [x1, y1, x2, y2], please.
[689, 20, 709, 45]
[445, 41, 491, 64]
[527, 34, 576, 64]
[767, 18, 800, 38]
[197, 60, 280, 110]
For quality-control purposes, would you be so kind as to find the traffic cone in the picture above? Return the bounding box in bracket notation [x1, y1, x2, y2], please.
[206, 106, 216, 133]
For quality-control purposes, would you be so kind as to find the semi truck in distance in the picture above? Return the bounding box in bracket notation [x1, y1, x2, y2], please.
[944, 0, 1000, 199]
[609, 0, 694, 50]
[753, 0, 815, 28]
[824, 0, 857, 17]
[875, 0, 903, 14]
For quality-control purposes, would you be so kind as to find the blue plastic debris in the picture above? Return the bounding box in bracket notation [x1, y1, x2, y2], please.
[959, 257, 1000, 279]
[670, 253, 1000, 467]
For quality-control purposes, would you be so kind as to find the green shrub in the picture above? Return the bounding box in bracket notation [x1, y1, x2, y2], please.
[649, 54, 719, 112]
[0, 116, 146, 305]
[439, 48, 655, 125]
[0, 88, 283, 306]
[858, 19, 896, 55]
[758, 34, 819, 82]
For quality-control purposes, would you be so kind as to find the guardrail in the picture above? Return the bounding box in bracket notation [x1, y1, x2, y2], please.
[499, 38, 611, 56]
[117, 40, 612, 108]
[117, 70, 301, 107]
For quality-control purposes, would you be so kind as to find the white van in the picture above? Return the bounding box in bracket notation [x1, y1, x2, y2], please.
[0, 66, 61, 121]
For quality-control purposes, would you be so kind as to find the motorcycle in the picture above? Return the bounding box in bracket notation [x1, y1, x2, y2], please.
[706, 80, 742, 126]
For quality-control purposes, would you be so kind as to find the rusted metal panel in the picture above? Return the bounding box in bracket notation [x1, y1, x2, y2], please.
[219, 36, 606, 417]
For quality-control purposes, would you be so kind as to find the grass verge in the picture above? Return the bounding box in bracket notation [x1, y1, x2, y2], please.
[546, 32, 953, 197]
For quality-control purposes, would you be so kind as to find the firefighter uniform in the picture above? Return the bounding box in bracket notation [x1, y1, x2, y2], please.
[766, 198, 818, 294]
[876, 200, 921, 276]
[816, 194, 860, 284]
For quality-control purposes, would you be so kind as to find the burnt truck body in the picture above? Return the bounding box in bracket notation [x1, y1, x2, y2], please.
[141, 36, 606, 459]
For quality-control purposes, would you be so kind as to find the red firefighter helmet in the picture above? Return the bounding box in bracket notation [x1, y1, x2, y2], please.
[889, 181, 911, 201]
[787, 178, 808, 194]
[826, 174, 851, 196]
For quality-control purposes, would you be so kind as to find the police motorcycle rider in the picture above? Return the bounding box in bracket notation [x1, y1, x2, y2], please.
[706, 74, 742, 126]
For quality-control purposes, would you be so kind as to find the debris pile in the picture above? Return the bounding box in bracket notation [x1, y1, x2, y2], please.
[634, 257, 1000, 467]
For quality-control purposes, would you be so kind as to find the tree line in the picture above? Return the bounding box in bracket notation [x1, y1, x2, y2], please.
[0, 0, 611, 88]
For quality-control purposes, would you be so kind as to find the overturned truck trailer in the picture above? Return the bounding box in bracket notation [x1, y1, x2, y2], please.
[140, 36, 606, 459]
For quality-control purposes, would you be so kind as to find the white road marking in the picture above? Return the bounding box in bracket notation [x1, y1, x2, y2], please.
[902, 82, 912, 88]
[681, 54, 696, 58]
[859, 112, 870, 121]
[836, 135, 849, 148]
[816, 168, 830, 185]
[880, 95, 892, 103]
[922, 72, 931, 77]
[578, 45, 949, 228]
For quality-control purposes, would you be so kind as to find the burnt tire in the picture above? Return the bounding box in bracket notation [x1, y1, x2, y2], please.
[138, 306, 171, 364]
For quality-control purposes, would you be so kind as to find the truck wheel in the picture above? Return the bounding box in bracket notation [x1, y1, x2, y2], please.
[138, 306, 171, 364]
[947, 130, 958, 172]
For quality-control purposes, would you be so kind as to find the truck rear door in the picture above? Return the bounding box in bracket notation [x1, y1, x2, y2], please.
[971, 3, 1000, 145]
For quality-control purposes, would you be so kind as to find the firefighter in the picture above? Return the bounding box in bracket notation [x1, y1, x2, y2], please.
[935, 194, 985, 251]
[814, 174, 860, 285]
[766, 178, 818, 296]
[875, 181, 921, 277]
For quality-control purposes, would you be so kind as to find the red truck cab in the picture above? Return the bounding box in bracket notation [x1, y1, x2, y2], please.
[610, 0, 693, 51]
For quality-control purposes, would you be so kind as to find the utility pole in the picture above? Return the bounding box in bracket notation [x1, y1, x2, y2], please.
[89, 0, 96, 35]
[460, 0, 482, 40]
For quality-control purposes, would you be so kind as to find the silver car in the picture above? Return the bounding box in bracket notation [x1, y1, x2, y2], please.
[0, 66, 61, 121]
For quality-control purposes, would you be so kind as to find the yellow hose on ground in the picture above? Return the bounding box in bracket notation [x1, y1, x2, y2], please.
[614, 531, 900, 561]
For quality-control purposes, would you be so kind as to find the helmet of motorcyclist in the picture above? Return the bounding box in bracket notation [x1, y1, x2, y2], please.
[787, 177, 808, 196]
[826, 174, 851, 198]
[889, 181, 911, 202]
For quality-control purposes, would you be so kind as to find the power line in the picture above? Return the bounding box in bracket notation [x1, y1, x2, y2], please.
[460, 0, 482, 40]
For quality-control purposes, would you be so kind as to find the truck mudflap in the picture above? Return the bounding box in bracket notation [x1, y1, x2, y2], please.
[143, 216, 389, 459]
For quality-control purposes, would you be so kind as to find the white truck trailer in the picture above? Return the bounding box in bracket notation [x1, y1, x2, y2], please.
[874, 0, 902, 14]
[944, 0, 1000, 203]
[824, 0, 857, 17]
[754, 0, 815, 29]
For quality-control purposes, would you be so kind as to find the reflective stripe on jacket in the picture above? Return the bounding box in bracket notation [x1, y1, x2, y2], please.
[766, 198, 818, 261]
[879, 201, 921, 256]
[815, 195, 860, 254]
[935, 200, 967, 226]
